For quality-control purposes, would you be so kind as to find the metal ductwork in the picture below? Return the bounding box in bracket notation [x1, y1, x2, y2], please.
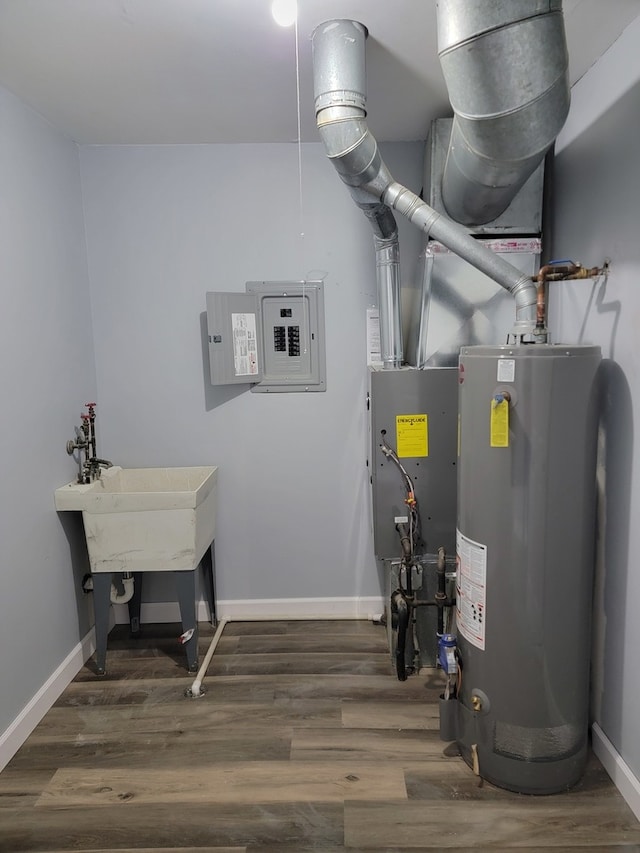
[438, 0, 570, 225]
[312, 20, 403, 368]
[312, 18, 540, 350]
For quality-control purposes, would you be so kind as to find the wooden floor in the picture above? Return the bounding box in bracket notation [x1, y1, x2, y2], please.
[1, 619, 639, 852]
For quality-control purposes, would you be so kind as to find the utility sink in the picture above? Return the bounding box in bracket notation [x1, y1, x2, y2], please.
[55, 466, 218, 573]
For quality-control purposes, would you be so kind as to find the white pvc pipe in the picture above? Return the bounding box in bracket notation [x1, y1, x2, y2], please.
[185, 612, 382, 698]
[187, 618, 228, 698]
[110, 574, 134, 605]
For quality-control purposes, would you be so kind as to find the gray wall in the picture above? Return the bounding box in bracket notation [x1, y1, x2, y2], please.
[549, 16, 640, 782]
[79, 142, 423, 605]
[0, 87, 96, 736]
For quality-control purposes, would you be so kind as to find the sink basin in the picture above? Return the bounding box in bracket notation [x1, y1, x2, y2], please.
[55, 466, 218, 573]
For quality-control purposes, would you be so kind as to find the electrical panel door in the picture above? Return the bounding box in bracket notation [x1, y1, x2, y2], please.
[206, 291, 264, 386]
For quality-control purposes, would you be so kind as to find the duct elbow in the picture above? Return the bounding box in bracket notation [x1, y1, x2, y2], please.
[316, 111, 393, 204]
[313, 20, 393, 203]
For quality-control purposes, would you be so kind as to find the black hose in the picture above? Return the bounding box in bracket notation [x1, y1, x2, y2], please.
[396, 522, 412, 560]
[391, 590, 410, 681]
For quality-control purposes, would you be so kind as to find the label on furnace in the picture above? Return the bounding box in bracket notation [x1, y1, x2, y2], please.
[456, 529, 487, 651]
[395, 414, 428, 458]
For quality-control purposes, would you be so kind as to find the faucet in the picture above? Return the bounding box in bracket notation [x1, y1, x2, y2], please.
[66, 403, 113, 483]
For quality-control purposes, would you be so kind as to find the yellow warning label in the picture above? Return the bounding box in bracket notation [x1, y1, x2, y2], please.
[490, 398, 509, 448]
[396, 414, 428, 458]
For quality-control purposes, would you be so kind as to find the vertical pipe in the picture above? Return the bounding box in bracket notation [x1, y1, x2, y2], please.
[373, 234, 403, 368]
[313, 21, 403, 367]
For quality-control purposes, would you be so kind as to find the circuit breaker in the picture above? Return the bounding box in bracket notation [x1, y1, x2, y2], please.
[207, 280, 326, 392]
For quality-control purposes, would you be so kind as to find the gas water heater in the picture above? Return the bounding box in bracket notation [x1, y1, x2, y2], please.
[451, 344, 601, 793]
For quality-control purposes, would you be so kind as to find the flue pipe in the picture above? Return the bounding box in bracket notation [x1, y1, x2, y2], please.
[313, 20, 402, 368]
[312, 19, 538, 339]
[437, 0, 570, 225]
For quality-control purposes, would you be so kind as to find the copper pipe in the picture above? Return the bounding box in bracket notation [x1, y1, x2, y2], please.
[565, 266, 603, 280]
[536, 279, 546, 329]
[531, 261, 608, 337]
[535, 263, 580, 331]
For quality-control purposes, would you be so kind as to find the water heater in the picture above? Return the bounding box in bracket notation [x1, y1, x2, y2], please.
[453, 344, 601, 793]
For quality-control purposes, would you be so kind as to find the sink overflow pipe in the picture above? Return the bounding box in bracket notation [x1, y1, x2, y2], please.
[312, 18, 540, 340]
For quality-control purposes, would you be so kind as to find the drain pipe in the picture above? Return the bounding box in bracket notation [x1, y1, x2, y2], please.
[110, 573, 134, 605]
[186, 618, 228, 698]
[438, 0, 570, 225]
[185, 612, 382, 698]
[82, 572, 135, 605]
[312, 19, 538, 340]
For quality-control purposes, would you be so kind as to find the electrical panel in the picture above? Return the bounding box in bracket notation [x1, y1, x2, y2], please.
[206, 281, 326, 393]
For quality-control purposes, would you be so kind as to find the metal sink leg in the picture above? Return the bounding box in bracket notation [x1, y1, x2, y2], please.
[174, 569, 198, 672]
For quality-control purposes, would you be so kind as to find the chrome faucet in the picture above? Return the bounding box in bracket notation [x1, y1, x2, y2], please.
[66, 403, 112, 483]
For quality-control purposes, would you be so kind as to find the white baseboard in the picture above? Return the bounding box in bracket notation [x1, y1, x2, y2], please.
[0, 629, 96, 773]
[112, 599, 213, 625]
[592, 722, 640, 821]
[113, 596, 385, 624]
[217, 596, 385, 621]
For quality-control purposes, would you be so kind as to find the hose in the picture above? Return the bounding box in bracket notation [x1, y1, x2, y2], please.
[380, 436, 415, 495]
[391, 590, 409, 682]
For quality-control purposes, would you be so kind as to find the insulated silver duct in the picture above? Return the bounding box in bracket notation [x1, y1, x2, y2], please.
[312, 19, 538, 341]
[438, 0, 570, 225]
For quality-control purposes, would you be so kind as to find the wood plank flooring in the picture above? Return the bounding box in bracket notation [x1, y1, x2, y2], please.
[1, 619, 639, 852]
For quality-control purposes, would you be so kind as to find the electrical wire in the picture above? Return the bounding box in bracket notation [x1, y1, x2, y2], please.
[379, 435, 415, 495]
[380, 434, 423, 556]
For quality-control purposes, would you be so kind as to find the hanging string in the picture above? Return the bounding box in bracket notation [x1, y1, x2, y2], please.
[294, 14, 305, 245]
[294, 13, 309, 356]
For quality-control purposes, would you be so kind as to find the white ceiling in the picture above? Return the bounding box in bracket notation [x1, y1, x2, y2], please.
[0, 0, 638, 145]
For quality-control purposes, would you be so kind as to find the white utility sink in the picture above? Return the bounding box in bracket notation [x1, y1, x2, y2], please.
[55, 466, 218, 573]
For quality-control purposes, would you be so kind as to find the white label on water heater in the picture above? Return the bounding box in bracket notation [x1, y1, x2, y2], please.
[497, 358, 515, 383]
[456, 529, 487, 651]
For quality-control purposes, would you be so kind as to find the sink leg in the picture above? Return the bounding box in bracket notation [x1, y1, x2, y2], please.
[128, 572, 143, 635]
[93, 573, 112, 676]
[175, 570, 198, 672]
[203, 542, 217, 627]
